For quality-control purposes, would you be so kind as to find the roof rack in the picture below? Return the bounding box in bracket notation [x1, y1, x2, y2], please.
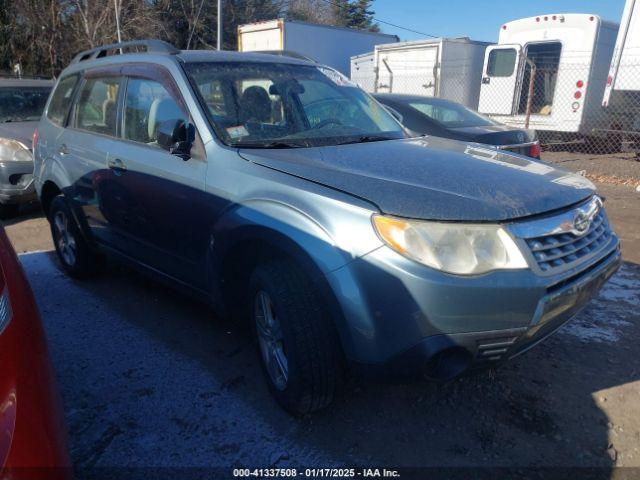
[70, 39, 179, 64]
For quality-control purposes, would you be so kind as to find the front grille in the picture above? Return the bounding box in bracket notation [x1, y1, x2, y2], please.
[524, 208, 612, 273]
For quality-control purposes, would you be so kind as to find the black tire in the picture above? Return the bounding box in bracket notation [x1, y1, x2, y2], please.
[249, 259, 342, 415]
[0, 203, 19, 220]
[49, 195, 101, 278]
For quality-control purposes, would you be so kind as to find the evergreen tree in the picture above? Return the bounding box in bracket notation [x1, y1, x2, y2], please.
[332, 0, 379, 31]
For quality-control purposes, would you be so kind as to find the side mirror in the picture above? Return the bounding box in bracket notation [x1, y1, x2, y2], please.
[157, 119, 194, 160]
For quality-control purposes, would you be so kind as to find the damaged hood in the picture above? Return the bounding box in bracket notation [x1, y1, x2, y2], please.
[238, 136, 595, 222]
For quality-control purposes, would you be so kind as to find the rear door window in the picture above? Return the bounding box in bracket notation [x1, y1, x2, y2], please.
[487, 48, 517, 77]
[74, 77, 121, 136]
[47, 75, 79, 126]
[408, 101, 495, 128]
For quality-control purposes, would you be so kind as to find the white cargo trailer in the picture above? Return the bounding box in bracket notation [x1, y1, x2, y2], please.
[350, 52, 376, 92]
[478, 14, 619, 140]
[603, 0, 640, 105]
[237, 19, 398, 75]
[370, 38, 490, 109]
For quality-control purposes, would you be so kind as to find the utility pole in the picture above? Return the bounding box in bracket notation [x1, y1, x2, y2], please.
[114, 0, 122, 44]
[217, 0, 223, 50]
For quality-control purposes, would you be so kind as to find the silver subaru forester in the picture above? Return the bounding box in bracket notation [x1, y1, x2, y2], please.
[34, 40, 620, 414]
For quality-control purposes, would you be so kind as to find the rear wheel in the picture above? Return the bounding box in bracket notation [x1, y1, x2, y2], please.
[249, 259, 341, 415]
[49, 195, 101, 278]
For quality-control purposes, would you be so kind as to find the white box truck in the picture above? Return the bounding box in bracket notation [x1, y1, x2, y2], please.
[369, 38, 490, 109]
[237, 19, 398, 75]
[478, 14, 619, 143]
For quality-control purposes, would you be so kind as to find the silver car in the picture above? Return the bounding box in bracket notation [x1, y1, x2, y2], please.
[0, 77, 52, 218]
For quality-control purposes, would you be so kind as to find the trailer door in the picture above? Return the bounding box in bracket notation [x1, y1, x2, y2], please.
[478, 45, 522, 114]
[376, 45, 439, 96]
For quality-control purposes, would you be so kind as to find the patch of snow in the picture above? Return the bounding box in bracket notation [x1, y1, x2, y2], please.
[560, 264, 639, 343]
[596, 266, 640, 306]
[560, 314, 632, 343]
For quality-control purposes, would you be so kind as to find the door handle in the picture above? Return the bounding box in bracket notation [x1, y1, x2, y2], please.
[58, 144, 69, 155]
[107, 158, 127, 174]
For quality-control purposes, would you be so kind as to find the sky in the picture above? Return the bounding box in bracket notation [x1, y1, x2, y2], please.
[372, 0, 627, 42]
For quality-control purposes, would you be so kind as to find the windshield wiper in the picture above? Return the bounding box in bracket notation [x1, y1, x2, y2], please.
[237, 140, 308, 149]
[336, 135, 396, 146]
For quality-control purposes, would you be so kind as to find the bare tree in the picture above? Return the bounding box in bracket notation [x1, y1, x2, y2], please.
[285, 0, 334, 24]
[4, 0, 68, 77]
[67, 0, 163, 49]
[0, 0, 340, 76]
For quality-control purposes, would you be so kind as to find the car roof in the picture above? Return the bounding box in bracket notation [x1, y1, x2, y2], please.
[373, 93, 463, 109]
[0, 78, 54, 88]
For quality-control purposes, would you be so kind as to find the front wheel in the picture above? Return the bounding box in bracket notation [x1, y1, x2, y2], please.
[249, 259, 342, 415]
[49, 195, 101, 278]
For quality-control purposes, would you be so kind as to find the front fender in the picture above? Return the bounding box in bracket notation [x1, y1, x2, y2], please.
[210, 199, 381, 361]
[213, 199, 354, 275]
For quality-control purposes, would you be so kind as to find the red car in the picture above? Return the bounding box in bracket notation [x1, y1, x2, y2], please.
[0, 228, 70, 478]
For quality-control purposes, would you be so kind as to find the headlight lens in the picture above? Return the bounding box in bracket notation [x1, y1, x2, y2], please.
[0, 138, 32, 162]
[372, 215, 529, 275]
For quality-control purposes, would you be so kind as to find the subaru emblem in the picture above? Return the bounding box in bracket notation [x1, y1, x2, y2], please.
[573, 211, 591, 235]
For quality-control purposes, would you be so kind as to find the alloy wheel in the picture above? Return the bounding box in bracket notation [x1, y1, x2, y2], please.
[53, 210, 77, 267]
[254, 290, 288, 391]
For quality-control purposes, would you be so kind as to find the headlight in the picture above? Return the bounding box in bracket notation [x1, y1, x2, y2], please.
[372, 215, 528, 275]
[0, 138, 32, 162]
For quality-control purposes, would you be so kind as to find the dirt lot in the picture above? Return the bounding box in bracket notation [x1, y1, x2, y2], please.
[4, 152, 640, 478]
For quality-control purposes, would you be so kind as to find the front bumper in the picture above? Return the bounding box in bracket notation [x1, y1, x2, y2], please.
[327, 229, 621, 380]
[0, 160, 36, 205]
